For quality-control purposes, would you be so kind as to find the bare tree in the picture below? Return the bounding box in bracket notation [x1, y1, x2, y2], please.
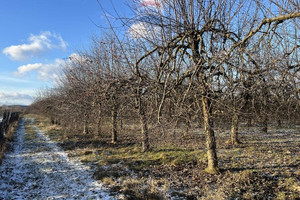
[124, 0, 300, 173]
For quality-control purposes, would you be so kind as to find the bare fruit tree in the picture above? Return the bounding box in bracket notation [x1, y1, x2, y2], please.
[123, 0, 300, 173]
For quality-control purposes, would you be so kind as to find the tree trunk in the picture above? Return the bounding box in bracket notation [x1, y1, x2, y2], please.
[167, 98, 172, 122]
[63, 128, 68, 140]
[136, 78, 150, 152]
[120, 119, 123, 129]
[83, 113, 89, 134]
[140, 113, 149, 152]
[111, 105, 118, 143]
[139, 106, 150, 152]
[54, 118, 60, 125]
[97, 109, 102, 137]
[183, 118, 191, 137]
[247, 118, 252, 127]
[262, 83, 268, 134]
[262, 116, 268, 134]
[83, 123, 88, 134]
[73, 118, 78, 131]
[202, 95, 219, 173]
[276, 119, 282, 129]
[231, 114, 240, 145]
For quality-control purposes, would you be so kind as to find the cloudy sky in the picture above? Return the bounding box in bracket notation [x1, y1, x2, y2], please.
[0, 0, 131, 105]
[0, 0, 163, 106]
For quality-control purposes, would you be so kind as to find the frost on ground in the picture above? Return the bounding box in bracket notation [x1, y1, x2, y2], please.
[0, 118, 116, 200]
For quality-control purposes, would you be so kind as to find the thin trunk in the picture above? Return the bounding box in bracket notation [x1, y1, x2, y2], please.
[231, 114, 240, 145]
[262, 116, 268, 134]
[73, 118, 77, 131]
[247, 118, 252, 127]
[136, 77, 150, 152]
[175, 118, 180, 129]
[276, 119, 282, 129]
[202, 95, 219, 173]
[97, 109, 102, 137]
[287, 112, 292, 128]
[157, 71, 172, 124]
[138, 98, 150, 152]
[140, 109, 150, 152]
[157, 92, 166, 124]
[63, 128, 68, 140]
[83, 113, 89, 134]
[184, 117, 191, 137]
[83, 123, 88, 134]
[120, 119, 123, 129]
[167, 98, 172, 122]
[111, 105, 118, 143]
[262, 83, 268, 133]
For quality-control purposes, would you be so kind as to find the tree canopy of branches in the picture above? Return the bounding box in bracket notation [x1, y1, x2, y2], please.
[30, 0, 300, 174]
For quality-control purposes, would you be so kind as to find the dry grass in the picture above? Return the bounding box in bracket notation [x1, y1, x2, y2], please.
[29, 115, 300, 199]
[0, 120, 20, 164]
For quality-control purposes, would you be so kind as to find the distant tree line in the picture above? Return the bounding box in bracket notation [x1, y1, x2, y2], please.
[29, 0, 300, 173]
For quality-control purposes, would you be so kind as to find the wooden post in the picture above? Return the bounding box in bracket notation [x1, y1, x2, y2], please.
[0, 122, 4, 145]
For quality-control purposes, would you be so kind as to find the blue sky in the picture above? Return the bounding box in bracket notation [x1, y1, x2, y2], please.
[0, 0, 131, 105]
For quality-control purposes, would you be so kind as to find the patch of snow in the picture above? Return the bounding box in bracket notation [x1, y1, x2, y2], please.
[0, 118, 117, 200]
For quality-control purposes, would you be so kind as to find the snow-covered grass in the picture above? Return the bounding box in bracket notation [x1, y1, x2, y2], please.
[0, 118, 117, 200]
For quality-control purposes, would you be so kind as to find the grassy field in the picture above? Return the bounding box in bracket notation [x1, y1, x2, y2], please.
[29, 114, 300, 200]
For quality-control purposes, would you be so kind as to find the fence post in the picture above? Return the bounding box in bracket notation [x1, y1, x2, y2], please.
[0, 122, 4, 145]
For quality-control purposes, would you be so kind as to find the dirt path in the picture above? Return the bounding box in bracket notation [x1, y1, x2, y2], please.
[0, 118, 116, 200]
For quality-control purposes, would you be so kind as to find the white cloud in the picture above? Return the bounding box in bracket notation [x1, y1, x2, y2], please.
[129, 22, 161, 40]
[130, 0, 166, 40]
[14, 59, 65, 82]
[14, 63, 43, 76]
[12, 52, 87, 84]
[140, 0, 165, 10]
[68, 53, 86, 63]
[0, 91, 33, 105]
[3, 31, 67, 61]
